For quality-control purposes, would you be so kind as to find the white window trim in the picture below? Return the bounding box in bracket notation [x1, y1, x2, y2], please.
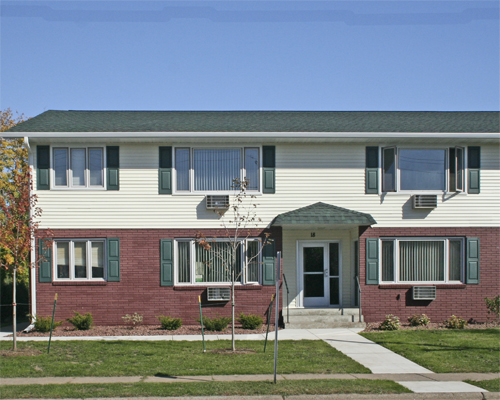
[379, 146, 468, 195]
[379, 237, 465, 285]
[51, 146, 106, 190]
[172, 146, 262, 195]
[174, 238, 262, 285]
[53, 239, 107, 281]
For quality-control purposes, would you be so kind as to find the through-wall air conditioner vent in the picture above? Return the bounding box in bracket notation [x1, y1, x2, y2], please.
[412, 195, 438, 209]
[413, 286, 436, 300]
[207, 287, 231, 301]
[206, 195, 230, 210]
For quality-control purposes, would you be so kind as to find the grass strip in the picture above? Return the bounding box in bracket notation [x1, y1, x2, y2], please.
[0, 339, 370, 377]
[0, 379, 410, 399]
[361, 329, 500, 373]
[465, 378, 500, 392]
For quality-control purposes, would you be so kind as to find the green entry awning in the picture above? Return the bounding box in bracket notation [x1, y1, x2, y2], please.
[272, 202, 376, 226]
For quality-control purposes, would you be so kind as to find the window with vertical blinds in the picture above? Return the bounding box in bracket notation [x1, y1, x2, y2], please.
[381, 238, 463, 283]
[54, 240, 106, 281]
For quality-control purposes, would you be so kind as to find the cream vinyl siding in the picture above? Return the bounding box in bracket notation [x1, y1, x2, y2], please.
[33, 142, 500, 229]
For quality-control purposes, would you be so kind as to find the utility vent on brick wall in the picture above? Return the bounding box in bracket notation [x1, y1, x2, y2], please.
[206, 195, 230, 210]
[413, 286, 436, 300]
[412, 195, 438, 209]
[207, 287, 231, 301]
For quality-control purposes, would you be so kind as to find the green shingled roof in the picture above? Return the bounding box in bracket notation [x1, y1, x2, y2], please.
[6, 110, 500, 133]
[272, 202, 376, 226]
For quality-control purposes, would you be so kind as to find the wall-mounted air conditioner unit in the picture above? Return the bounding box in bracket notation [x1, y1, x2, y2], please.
[207, 287, 231, 301]
[412, 195, 438, 209]
[413, 286, 436, 300]
[206, 195, 230, 210]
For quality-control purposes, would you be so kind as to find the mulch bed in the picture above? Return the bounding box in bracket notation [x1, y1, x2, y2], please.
[362, 321, 499, 332]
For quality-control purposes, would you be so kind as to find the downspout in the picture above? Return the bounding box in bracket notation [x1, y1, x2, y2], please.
[24, 136, 36, 331]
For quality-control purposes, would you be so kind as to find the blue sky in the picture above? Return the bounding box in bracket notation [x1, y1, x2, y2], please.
[1, 1, 499, 118]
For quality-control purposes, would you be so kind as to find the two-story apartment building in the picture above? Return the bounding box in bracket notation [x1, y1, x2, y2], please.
[5, 111, 500, 327]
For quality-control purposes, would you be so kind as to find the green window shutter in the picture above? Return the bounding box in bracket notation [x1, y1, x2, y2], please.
[468, 146, 480, 194]
[159, 147, 172, 194]
[365, 238, 379, 285]
[160, 239, 174, 286]
[262, 240, 276, 285]
[107, 238, 120, 282]
[365, 146, 379, 194]
[466, 238, 480, 284]
[38, 238, 52, 282]
[37, 145, 50, 190]
[262, 146, 275, 194]
[106, 146, 120, 190]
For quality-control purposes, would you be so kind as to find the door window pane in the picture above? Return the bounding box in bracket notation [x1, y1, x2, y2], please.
[54, 149, 68, 186]
[304, 275, 324, 298]
[330, 277, 339, 305]
[399, 149, 445, 190]
[89, 148, 103, 186]
[175, 148, 190, 191]
[329, 243, 339, 276]
[71, 149, 86, 187]
[399, 241, 444, 281]
[74, 242, 87, 278]
[304, 247, 324, 273]
[57, 242, 70, 278]
[193, 149, 241, 191]
[91, 242, 104, 278]
[244, 148, 259, 190]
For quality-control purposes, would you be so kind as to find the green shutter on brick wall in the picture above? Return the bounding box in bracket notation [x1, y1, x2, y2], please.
[365, 146, 379, 194]
[159, 147, 172, 194]
[262, 146, 275, 194]
[262, 240, 276, 286]
[107, 238, 120, 281]
[365, 238, 379, 285]
[38, 238, 52, 282]
[468, 146, 480, 194]
[466, 237, 480, 284]
[160, 239, 174, 286]
[37, 145, 50, 190]
[106, 146, 120, 190]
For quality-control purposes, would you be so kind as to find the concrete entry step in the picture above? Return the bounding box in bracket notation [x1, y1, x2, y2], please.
[285, 308, 366, 329]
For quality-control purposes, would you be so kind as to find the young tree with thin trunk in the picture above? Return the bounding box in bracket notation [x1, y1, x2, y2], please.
[197, 178, 272, 352]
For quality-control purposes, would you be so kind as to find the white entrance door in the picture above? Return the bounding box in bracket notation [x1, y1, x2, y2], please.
[300, 242, 341, 307]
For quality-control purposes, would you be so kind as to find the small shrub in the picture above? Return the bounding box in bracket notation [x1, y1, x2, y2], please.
[31, 315, 63, 333]
[408, 314, 431, 327]
[445, 315, 467, 329]
[202, 316, 231, 331]
[238, 313, 263, 330]
[379, 314, 400, 331]
[122, 312, 143, 327]
[485, 295, 500, 319]
[67, 312, 93, 330]
[157, 315, 182, 330]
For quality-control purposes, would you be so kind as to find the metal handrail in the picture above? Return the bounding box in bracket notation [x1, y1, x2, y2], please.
[282, 273, 290, 324]
[356, 276, 362, 323]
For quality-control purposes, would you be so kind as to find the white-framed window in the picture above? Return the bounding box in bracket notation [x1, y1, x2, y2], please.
[382, 147, 464, 193]
[54, 239, 106, 280]
[53, 147, 104, 188]
[174, 147, 260, 193]
[175, 239, 261, 284]
[380, 238, 464, 284]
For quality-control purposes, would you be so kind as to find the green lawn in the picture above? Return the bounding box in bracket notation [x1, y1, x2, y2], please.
[465, 378, 500, 392]
[0, 380, 410, 399]
[361, 328, 500, 373]
[0, 340, 370, 377]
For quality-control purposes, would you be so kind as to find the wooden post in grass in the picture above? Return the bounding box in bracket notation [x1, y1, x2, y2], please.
[198, 296, 206, 353]
[47, 293, 57, 354]
[264, 294, 275, 353]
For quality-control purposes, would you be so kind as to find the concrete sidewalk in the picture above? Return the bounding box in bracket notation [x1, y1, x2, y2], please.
[1, 327, 498, 394]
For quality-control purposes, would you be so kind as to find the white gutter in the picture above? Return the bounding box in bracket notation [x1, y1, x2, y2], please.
[24, 137, 37, 318]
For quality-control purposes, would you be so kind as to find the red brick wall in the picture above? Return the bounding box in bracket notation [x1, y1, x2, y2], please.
[359, 227, 500, 324]
[35, 228, 282, 326]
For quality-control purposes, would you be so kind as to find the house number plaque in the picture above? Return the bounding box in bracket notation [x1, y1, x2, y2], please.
[310, 232, 316, 237]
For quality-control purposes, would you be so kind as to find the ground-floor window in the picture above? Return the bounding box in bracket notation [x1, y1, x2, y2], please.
[381, 238, 463, 283]
[54, 239, 106, 280]
[176, 239, 261, 284]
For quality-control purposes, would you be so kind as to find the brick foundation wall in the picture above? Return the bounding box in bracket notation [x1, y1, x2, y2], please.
[35, 228, 282, 326]
[359, 227, 500, 324]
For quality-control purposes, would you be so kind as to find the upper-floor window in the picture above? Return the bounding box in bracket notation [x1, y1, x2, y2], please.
[54, 239, 106, 281]
[53, 147, 104, 188]
[174, 147, 260, 193]
[382, 147, 464, 193]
